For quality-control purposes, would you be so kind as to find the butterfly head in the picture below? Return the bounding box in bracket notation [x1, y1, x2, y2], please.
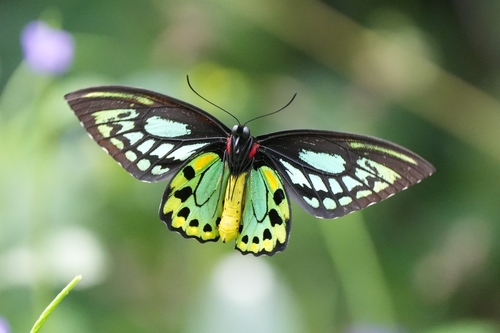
[231, 124, 250, 139]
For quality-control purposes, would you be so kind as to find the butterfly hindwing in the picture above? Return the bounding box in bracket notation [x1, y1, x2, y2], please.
[258, 130, 435, 219]
[64, 86, 229, 182]
[236, 165, 291, 256]
[160, 151, 228, 242]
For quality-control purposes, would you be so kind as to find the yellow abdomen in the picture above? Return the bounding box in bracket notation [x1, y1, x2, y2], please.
[219, 173, 247, 242]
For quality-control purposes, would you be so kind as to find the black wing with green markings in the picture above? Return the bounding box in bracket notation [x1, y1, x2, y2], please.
[257, 130, 435, 219]
[65, 86, 229, 182]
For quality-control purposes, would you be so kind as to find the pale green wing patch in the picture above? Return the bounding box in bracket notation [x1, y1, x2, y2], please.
[236, 165, 291, 256]
[160, 152, 228, 242]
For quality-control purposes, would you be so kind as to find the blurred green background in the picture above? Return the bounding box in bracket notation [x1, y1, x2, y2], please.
[1, 0, 500, 332]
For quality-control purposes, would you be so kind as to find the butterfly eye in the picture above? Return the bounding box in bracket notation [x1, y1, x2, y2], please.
[231, 125, 251, 139]
[241, 126, 250, 139]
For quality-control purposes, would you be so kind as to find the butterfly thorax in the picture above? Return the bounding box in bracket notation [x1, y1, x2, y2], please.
[226, 125, 259, 175]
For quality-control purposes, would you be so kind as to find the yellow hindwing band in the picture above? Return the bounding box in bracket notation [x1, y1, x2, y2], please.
[193, 153, 217, 170]
[263, 168, 279, 191]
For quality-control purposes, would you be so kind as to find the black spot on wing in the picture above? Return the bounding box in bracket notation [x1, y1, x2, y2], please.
[183, 166, 195, 180]
[174, 187, 192, 202]
[269, 209, 283, 226]
[178, 207, 190, 219]
[263, 228, 272, 240]
[273, 189, 285, 205]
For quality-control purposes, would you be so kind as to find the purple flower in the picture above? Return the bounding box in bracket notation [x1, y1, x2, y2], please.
[21, 20, 74, 75]
[0, 317, 10, 333]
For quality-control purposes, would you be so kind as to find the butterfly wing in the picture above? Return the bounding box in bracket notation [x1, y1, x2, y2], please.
[257, 130, 435, 219]
[235, 164, 291, 256]
[160, 151, 228, 242]
[65, 86, 230, 182]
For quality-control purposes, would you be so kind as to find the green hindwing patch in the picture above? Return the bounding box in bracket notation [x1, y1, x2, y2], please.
[236, 166, 291, 256]
[160, 152, 228, 242]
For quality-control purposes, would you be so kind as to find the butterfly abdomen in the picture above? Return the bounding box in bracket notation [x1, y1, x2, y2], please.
[219, 173, 248, 242]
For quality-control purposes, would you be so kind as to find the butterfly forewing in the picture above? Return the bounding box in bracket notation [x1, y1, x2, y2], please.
[257, 130, 435, 219]
[65, 86, 229, 182]
[236, 164, 291, 256]
[160, 151, 228, 242]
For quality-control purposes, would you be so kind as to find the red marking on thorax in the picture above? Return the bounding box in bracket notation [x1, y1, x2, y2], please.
[249, 143, 260, 158]
[226, 137, 231, 153]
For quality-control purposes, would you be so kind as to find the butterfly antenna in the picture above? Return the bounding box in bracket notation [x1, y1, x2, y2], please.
[243, 93, 297, 126]
[186, 75, 240, 125]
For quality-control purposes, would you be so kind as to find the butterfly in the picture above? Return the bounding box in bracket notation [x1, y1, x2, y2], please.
[65, 82, 435, 256]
